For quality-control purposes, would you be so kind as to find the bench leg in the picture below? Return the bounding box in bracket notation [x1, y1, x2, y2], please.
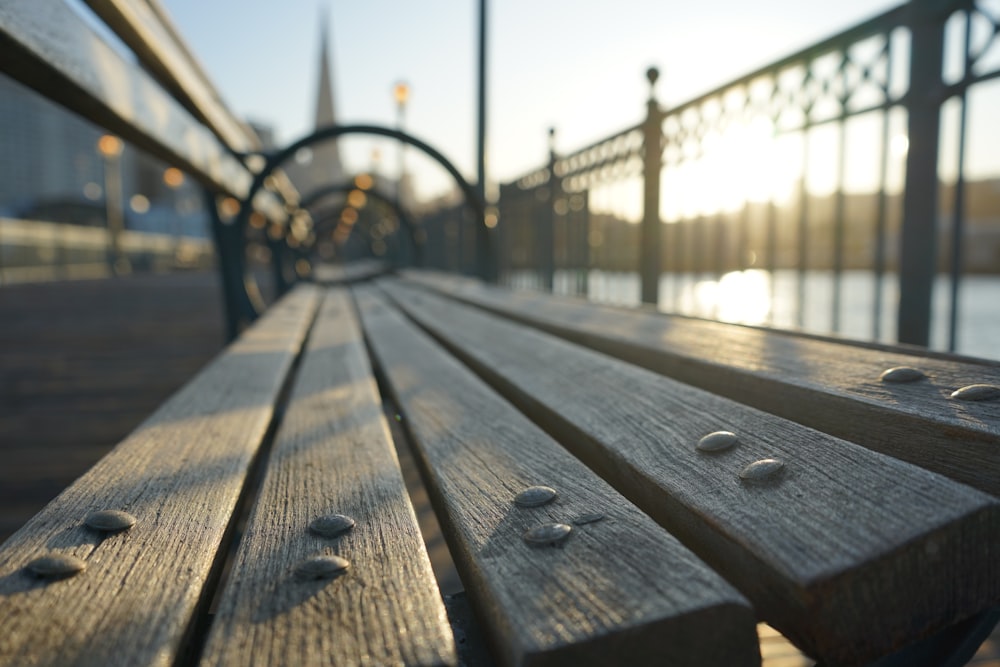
[206, 190, 261, 340]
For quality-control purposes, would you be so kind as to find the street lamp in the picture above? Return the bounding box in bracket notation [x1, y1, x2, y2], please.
[163, 167, 186, 263]
[393, 81, 409, 205]
[97, 134, 127, 275]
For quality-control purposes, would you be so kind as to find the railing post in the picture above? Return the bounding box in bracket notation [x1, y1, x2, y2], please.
[898, 0, 946, 346]
[640, 67, 664, 306]
[541, 127, 559, 292]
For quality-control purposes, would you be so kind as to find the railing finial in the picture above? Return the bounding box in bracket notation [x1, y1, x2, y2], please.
[646, 66, 660, 99]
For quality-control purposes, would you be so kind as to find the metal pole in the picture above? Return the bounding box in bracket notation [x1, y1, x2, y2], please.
[947, 11, 972, 353]
[541, 128, 557, 291]
[640, 67, 663, 306]
[98, 135, 126, 275]
[475, 0, 494, 282]
[898, 0, 945, 346]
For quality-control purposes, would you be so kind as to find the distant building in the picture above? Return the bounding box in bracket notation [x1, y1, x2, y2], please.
[0, 73, 206, 236]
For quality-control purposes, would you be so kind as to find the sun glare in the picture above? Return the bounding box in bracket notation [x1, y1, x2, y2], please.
[684, 270, 772, 324]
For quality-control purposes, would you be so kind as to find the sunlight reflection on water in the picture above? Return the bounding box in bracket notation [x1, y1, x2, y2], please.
[516, 269, 1000, 360]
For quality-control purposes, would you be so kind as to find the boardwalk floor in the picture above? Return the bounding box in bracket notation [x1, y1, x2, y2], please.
[1, 270, 996, 665]
[0, 271, 225, 541]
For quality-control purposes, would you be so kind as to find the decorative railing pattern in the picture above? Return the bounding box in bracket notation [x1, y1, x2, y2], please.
[459, 0, 1000, 353]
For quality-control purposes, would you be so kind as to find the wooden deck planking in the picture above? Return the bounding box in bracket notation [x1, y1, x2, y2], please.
[0, 272, 226, 542]
[0, 283, 319, 666]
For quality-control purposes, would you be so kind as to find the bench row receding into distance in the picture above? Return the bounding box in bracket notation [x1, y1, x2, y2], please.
[2, 0, 1000, 664]
[2, 270, 999, 666]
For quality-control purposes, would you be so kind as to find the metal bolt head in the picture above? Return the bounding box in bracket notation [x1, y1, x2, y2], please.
[85, 510, 137, 533]
[309, 514, 356, 539]
[294, 555, 351, 580]
[523, 523, 573, 547]
[880, 366, 926, 383]
[514, 485, 558, 508]
[739, 458, 785, 483]
[26, 554, 86, 579]
[697, 431, 739, 453]
[951, 384, 1000, 401]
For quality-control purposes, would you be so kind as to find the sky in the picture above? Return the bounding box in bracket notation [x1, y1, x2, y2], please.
[158, 0, 909, 199]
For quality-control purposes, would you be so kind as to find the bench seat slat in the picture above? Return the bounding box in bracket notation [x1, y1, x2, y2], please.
[354, 286, 759, 667]
[381, 279, 1000, 666]
[0, 285, 320, 667]
[401, 271, 1000, 497]
[200, 288, 456, 667]
[0, 0, 248, 197]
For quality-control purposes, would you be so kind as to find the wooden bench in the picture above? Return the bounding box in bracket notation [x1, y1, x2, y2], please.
[3, 2, 1000, 665]
[2, 269, 999, 666]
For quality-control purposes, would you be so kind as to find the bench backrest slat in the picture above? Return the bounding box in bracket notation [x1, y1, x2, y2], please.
[83, 0, 258, 154]
[385, 278, 1000, 666]
[200, 288, 457, 666]
[402, 271, 1000, 497]
[356, 285, 759, 666]
[0, 286, 320, 667]
[80, 0, 301, 208]
[0, 0, 253, 202]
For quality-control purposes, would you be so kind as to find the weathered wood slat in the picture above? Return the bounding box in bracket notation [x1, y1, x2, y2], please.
[80, 0, 301, 210]
[0, 0, 249, 197]
[379, 279, 1000, 666]
[354, 286, 758, 667]
[200, 288, 456, 667]
[0, 285, 320, 667]
[83, 0, 256, 153]
[401, 271, 1000, 496]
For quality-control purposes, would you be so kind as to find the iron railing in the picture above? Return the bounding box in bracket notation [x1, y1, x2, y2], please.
[427, 0, 1000, 354]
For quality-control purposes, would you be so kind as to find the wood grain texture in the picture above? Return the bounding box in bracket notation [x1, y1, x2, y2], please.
[200, 288, 456, 667]
[0, 285, 319, 667]
[380, 279, 1000, 666]
[401, 271, 1000, 496]
[354, 286, 758, 667]
[0, 0, 249, 197]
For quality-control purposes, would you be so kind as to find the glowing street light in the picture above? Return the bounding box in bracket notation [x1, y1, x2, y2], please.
[97, 134, 127, 274]
[393, 81, 410, 206]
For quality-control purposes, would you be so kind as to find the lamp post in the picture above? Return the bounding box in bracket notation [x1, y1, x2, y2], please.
[393, 81, 409, 206]
[97, 134, 126, 275]
[163, 167, 185, 265]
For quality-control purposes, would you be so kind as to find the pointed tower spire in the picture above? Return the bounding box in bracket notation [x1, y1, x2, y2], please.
[314, 7, 337, 130]
[291, 6, 344, 195]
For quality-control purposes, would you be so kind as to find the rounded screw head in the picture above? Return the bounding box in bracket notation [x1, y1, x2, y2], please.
[294, 555, 351, 580]
[309, 514, 355, 538]
[27, 554, 86, 579]
[880, 366, 926, 383]
[697, 431, 739, 453]
[85, 510, 137, 533]
[951, 384, 1000, 401]
[739, 458, 785, 483]
[523, 523, 573, 547]
[514, 486, 558, 508]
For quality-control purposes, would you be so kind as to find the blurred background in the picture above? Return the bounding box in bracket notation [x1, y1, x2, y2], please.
[1, 0, 997, 357]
